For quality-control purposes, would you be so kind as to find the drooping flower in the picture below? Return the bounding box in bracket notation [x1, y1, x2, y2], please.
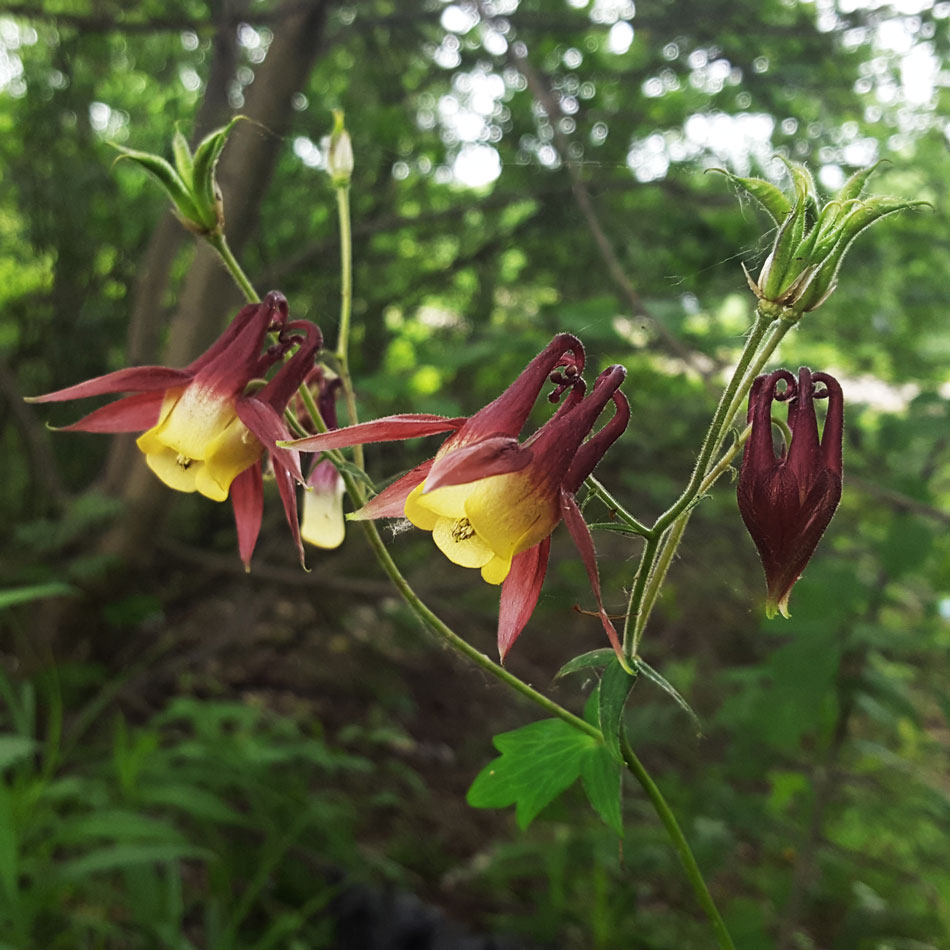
[296, 367, 346, 550]
[28, 292, 321, 568]
[284, 335, 630, 662]
[737, 367, 843, 618]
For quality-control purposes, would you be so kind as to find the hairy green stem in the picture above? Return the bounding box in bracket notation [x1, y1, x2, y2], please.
[621, 734, 736, 950]
[632, 424, 752, 649]
[334, 185, 364, 470]
[208, 231, 258, 304]
[628, 310, 795, 650]
[586, 475, 653, 538]
[212, 219, 733, 950]
[655, 312, 772, 532]
[352, 472, 732, 945]
[622, 312, 775, 658]
[351, 490, 599, 738]
[621, 532, 659, 654]
[718, 312, 796, 444]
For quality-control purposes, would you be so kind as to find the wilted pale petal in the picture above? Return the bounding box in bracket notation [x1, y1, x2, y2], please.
[301, 461, 346, 550]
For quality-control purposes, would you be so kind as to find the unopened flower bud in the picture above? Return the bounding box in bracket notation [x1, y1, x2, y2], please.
[737, 367, 843, 618]
[327, 109, 354, 186]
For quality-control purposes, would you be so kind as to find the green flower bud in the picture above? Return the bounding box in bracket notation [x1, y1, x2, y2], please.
[110, 117, 243, 236]
[327, 109, 354, 187]
[718, 160, 927, 318]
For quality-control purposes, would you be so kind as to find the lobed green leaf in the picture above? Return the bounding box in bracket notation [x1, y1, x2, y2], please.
[467, 718, 597, 828]
[110, 145, 203, 226]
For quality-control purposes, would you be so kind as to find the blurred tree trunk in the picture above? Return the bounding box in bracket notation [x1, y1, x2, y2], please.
[99, 0, 333, 562]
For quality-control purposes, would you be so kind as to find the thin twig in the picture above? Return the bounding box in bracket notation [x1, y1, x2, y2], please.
[482, 10, 716, 386]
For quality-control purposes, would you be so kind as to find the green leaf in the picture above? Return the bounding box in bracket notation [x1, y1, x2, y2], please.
[335, 460, 376, 493]
[467, 719, 597, 829]
[0, 785, 18, 905]
[191, 116, 243, 225]
[138, 784, 245, 825]
[598, 659, 637, 763]
[634, 658, 703, 736]
[555, 648, 616, 680]
[0, 735, 37, 771]
[580, 743, 623, 836]
[110, 145, 203, 226]
[0, 582, 74, 610]
[836, 159, 886, 202]
[52, 810, 187, 846]
[59, 843, 210, 879]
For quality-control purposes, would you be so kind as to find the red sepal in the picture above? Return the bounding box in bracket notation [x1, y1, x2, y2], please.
[352, 459, 434, 520]
[285, 414, 465, 452]
[560, 488, 624, 661]
[423, 437, 532, 494]
[237, 398, 304, 486]
[28, 366, 190, 403]
[273, 452, 306, 568]
[497, 537, 551, 662]
[231, 464, 264, 570]
[452, 334, 584, 445]
[56, 391, 166, 433]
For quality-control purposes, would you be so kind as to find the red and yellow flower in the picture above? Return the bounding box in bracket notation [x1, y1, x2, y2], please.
[29, 292, 321, 568]
[286, 334, 629, 661]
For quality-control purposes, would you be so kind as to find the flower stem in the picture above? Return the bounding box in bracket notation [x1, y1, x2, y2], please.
[208, 194, 735, 950]
[655, 311, 772, 532]
[586, 475, 653, 538]
[622, 311, 774, 659]
[626, 311, 795, 653]
[620, 734, 736, 950]
[631, 424, 752, 650]
[348, 491, 598, 738]
[334, 185, 364, 470]
[208, 231, 258, 304]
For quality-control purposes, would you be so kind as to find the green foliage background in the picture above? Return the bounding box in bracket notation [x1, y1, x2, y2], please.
[1, 0, 949, 947]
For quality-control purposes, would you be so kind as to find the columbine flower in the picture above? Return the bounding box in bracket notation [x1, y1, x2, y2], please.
[28, 292, 321, 568]
[284, 335, 629, 662]
[737, 367, 843, 618]
[297, 367, 346, 550]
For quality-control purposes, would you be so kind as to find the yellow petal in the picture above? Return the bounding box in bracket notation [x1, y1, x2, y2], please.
[404, 482, 440, 531]
[135, 386, 261, 502]
[431, 515, 495, 569]
[154, 383, 238, 460]
[415, 480, 477, 519]
[466, 471, 557, 562]
[140, 443, 201, 494]
[199, 418, 262, 500]
[481, 555, 512, 585]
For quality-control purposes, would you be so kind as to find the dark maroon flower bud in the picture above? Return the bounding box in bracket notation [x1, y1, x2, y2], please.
[737, 367, 843, 618]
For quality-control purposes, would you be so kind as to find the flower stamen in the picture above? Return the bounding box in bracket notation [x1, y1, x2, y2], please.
[451, 517, 477, 542]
